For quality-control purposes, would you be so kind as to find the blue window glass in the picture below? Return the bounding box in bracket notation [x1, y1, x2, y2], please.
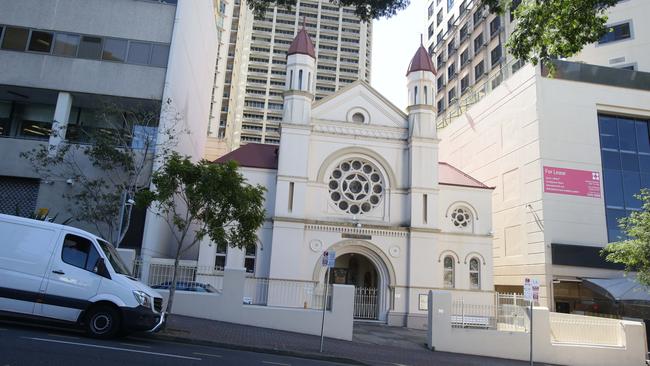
[599, 114, 650, 242]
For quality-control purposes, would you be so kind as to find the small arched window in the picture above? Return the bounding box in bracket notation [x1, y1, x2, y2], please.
[298, 70, 303, 90]
[469, 258, 480, 290]
[414, 86, 418, 104]
[424, 86, 428, 104]
[308, 72, 311, 92]
[451, 207, 472, 230]
[443, 256, 455, 288]
[289, 70, 294, 89]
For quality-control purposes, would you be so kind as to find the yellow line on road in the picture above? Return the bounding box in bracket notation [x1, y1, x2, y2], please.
[193, 352, 223, 358]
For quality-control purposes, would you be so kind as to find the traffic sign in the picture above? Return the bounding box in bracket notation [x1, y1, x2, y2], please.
[523, 278, 540, 303]
[322, 250, 336, 268]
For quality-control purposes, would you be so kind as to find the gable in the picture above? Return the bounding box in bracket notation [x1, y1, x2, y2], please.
[311, 81, 408, 128]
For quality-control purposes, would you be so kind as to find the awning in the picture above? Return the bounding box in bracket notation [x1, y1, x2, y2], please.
[582, 276, 650, 303]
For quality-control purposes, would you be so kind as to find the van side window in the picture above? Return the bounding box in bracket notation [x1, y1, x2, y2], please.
[62, 234, 101, 272]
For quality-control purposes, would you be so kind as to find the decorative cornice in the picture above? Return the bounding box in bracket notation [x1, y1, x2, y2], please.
[312, 123, 408, 141]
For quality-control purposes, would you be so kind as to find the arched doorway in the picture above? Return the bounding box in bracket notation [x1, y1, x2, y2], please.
[330, 253, 379, 320]
[312, 240, 395, 322]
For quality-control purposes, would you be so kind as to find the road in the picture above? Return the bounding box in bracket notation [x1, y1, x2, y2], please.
[0, 321, 349, 366]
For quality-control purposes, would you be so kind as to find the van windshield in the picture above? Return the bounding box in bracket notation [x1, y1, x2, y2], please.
[97, 240, 132, 276]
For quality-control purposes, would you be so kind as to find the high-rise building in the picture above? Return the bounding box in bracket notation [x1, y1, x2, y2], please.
[425, 0, 649, 124]
[205, 0, 372, 159]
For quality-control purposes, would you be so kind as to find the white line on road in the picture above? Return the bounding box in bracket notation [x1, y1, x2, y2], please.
[47, 333, 80, 340]
[120, 343, 151, 349]
[261, 362, 291, 366]
[0, 328, 7, 331]
[22, 337, 202, 361]
[193, 352, 222, 358]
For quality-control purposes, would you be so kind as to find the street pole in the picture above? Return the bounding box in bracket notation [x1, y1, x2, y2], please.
[529, 300, 533, 366]
[319, 267, 329, 353]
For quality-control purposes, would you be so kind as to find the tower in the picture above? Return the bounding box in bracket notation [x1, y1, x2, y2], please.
[283, 24, 316, 125]
[406, 39, 438, 229]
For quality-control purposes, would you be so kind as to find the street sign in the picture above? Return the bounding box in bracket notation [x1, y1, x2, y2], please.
[523, 278, 539, 302]
[322, 250, 336, 268]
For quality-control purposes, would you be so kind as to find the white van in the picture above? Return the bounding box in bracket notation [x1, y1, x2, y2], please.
[0, 214, 164, 338]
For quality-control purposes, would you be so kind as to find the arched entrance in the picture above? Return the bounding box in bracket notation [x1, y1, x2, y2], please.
[312, 240, 395, 322]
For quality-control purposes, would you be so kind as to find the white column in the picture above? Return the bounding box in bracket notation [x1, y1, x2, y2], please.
[49, 92, 73, 148]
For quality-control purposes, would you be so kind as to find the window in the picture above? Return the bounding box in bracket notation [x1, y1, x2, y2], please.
[428, 3, 435, 18]
[491, 45, 502, 67]
[451, 207, 471, 228]
[437, 75, 445, 91]
[328, 159, 384, 215]
[127, 41, 152, 64]
[215, 242, 226, 270]
[0, 101, 12, 137]
[424, 86, 428, 105]
[448, 63, 456, 80]
[53, 33, 80, 57]
[460, 49, 469, 65]
[461, 75, 469, 93]
[437, 97, 445, 114]
[459, 1, 467, 15]
[78, 36, 103, 60]
[447, 39, 456, 56]
[473, 33, 484, 53]
[448, 87, 456, 103]
[436, 30, 444, 44]
[447, 16, 456, 31]
[244, 245, 256, 274]
[473, 7, 485, 25]
[18, 103, 55, 139]
[61, 234, 101, 272]
[447, 0, 454, 11]
[490, 16, 501, 38]
[288, 181, 295, 211]
[298, 70, 303, 90]
[102, 38, 128, 62]
[28, 31, 54, 53]
[1, 27, 29, 51]
[150, 44, 170, 67]
[352, 112, 365, 123]
[437, 52, 445, 68]
[443, 256, 455, 288]
[599, 114, 650, 242]
[414, 86, 418, 104]
[437, 9, 443, 27]
[459, 23, 469, 41]
[428, 23, 434, 38]
[469, 258, 480, 289]
[474, 60, 485, 79]
[599, 22, 631, 44]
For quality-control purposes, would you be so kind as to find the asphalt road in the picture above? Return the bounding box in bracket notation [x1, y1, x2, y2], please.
[0, 321, 349, 366]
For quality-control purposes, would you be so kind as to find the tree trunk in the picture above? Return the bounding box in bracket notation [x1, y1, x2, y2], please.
[166, 243, 184, 316]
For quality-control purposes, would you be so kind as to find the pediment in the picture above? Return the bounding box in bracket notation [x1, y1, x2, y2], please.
[311, 81, 408, 128]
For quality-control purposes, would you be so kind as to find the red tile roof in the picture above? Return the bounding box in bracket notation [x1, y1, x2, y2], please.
[406, 45, 436, 76]
[215, 145, 491, 190]
[214, 143, 279, 170]
[287, 27, 315, 58]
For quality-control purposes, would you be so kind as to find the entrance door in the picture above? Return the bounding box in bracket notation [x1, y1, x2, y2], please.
[354, 287, 379, 320]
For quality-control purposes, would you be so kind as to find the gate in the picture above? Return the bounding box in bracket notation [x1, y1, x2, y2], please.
[354, 287, 379, 320]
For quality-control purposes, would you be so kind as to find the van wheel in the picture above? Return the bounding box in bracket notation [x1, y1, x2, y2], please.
[85, 305, 120, 339]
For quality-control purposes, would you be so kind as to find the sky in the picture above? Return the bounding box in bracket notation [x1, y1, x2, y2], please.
[370, 0, 428, 111]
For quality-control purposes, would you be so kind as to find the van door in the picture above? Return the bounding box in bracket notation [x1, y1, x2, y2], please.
[0, 220, 57, 316]
[36, 233, 103, 322]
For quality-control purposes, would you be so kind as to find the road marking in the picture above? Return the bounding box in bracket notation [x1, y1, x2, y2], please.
[0, 328, 7, 331]
[262, 362, 290, 366]
[120, 342, 151, 349]
[193, 352, 222, 358]
[22, 337, 202, 361]
[47, 333, 79, 340]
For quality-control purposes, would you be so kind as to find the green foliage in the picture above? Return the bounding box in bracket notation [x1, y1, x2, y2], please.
[481, 0, 618, 66]
[136, 153, 266, 314]
[602, 189, 650, 286]
[247, 0, 409, 22]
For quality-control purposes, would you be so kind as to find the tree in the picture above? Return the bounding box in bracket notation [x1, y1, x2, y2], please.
[483, 0, 618, 67]
[21, 101, 183, 246]
[136, 153, 266, 315]
[602, 189, 650, 286]
[246, 0, 617, 67]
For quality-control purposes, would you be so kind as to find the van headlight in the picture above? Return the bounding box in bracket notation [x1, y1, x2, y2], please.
[133, 290, 152, 308]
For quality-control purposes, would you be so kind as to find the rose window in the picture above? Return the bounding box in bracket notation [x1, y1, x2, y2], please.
[328, 159, 384, 215]
[451, 207, 471, 228]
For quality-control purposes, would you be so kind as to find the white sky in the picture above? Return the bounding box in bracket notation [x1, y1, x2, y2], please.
[370, 0, 428, 111]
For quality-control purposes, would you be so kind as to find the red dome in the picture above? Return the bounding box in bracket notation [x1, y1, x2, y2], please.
[288, 27, 315, 58]
[406, 45, 436, 76]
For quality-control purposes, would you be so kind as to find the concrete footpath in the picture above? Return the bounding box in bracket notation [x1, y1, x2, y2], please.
[145, 315, 534, 366]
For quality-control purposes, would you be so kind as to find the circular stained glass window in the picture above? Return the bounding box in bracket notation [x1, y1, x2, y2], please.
[328, 159, 384, 215]
[451, 207, 471, 228]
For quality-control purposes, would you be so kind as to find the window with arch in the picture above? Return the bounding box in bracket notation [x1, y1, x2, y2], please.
[298, 69, 303, 90]
[443, 256, 455, 288]
[308, 72, 311, 91]
[289, 70, 293, 89]
[450, 207, 472, 229]
[424, 86, 428, 104]
[414, 86, 418, 104]
[352, 112, 365, 123]
[469, 258, 480, 289]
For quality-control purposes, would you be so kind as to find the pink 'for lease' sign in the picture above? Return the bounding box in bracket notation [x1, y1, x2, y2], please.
[543, 166, 601, 198]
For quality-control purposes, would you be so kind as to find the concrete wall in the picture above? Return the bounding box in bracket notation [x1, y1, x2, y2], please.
[157, 269, 354, 340]
[427, 290, 648, 366]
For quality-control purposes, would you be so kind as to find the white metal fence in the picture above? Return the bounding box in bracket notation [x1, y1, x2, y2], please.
[134, 260, 331, 310]
[354, 287, 379, 320]
[549, 312, 624, 347]
[452, 293, 529, 331]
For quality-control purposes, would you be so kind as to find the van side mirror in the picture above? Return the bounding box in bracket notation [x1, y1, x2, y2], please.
[95, 258, 111, 279]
